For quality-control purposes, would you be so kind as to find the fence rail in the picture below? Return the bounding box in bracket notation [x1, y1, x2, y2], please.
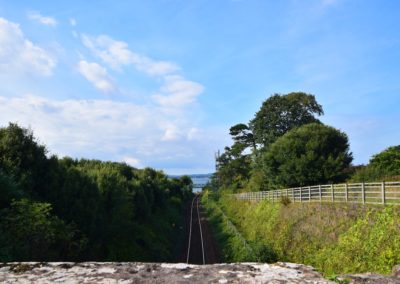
[234, 182, 400, 205]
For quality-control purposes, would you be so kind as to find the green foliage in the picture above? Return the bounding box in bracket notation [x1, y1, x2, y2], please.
[0, 123, 49, 198]
[0, 171, 24, 209]
[0, 199, 84, 261]
[316, 207, 400, 274]
[0, 123, 192, 262]
[209, 196, 400, 275]
[250, 92, 323, 148]
[263, 123, 352, 188]
[229, 123, 256, 152]
[216, 146, 252, 189]
[214, 92, 349, 192]
[351, 146, 400, 182]
[370, 146, 400, 173]
[202, 193, 277, 263]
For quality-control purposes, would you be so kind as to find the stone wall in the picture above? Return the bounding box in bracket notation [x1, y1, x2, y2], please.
[1, 262, 399, 283]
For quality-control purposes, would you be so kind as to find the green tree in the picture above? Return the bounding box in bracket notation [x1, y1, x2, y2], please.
[0, 171, 24, 209]
[263, 123, 352, 188]
[0, 199, 84, 261]
[250, 92, 323, 148]
[0, 123, 49, 198]
[351, 145, 400, 182]
[216, 145, 252, 189]
[229, 123, 256, 152]
[370, 145, 400, 175]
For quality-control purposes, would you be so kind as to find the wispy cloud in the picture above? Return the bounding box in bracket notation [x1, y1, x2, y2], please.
[80, 33, 204, 111]
[77, 60, 116, 93]
[153, 75, 204, 109]
[0, 17, 56, 76]
[28, 11, 57, 26]
[81, 34, 179, 75]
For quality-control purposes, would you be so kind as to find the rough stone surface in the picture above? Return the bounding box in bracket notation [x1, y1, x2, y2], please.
[1, 262, 400, 283]
[339, 265, 400, 284]
[0, 262, 333, 283]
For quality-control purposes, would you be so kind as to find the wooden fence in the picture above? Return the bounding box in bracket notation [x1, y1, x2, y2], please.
[234, 182, 400, 205]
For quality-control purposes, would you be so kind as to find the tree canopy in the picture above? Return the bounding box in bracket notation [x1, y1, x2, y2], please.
[351, 145, 400, 182]
[262, 123, 353, 188]
[369, 145, 400, 175]
[0, 123, 193, 262]
[250, 92, 323, 148]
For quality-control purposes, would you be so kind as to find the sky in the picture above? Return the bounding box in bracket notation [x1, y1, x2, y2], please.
[0, 0, 399, 175]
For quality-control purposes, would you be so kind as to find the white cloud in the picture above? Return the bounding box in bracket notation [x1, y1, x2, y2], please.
[161, 123, 181, 141]
[81, 34, 179, 75]
[80, 33, 204, 111]
[153, 75, 204, 108]
[0, 17, 56, 76]
[122, 156, 141, 167]
[78, 60, 116, 93]
[28, 11, 57, 26]
[0, 95, 204, 159]
[69, 18, 77, 26]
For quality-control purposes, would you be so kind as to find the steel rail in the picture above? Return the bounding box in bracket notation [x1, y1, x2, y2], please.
[197, 195, 206, 264]
[186, 195, 206, 264]
[186, 196, 196, 263]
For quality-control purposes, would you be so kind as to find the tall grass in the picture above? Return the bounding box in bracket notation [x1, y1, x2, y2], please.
[203, 192, 400, 275]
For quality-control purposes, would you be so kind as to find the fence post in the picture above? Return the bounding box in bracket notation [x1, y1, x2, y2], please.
[286, 188, 289, 197]
[345, 183, 348, 203]
[381, 181, 386, 205]
[300, 187, 302, 203]
[331, 184, 334, 203]
[308, 187, 311, 202]
[292, 188, 295, 202]
[362, 182, 366, 204]
[319, 185, 322, 203]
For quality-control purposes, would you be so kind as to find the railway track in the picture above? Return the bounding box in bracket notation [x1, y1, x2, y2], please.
[186, 194, 206, 264]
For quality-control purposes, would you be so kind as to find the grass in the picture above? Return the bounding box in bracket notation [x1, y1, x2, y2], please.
[202, 190, 400, 275]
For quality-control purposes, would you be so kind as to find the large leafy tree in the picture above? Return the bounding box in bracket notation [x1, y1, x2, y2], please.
[263, 123, 353, 188]
[250, 92, 323, 148]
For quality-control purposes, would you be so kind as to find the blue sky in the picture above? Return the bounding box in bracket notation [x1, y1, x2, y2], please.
[0, 0, 399, 174]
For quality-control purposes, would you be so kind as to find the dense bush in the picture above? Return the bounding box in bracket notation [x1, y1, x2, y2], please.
[0, 123, 192, 261]
[262, 123, 352, 188]
[351, 145, 400, 182]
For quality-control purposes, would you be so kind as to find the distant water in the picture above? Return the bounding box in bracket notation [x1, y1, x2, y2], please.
[192, 175, 211, 192]
[169, 174, 213, 193]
